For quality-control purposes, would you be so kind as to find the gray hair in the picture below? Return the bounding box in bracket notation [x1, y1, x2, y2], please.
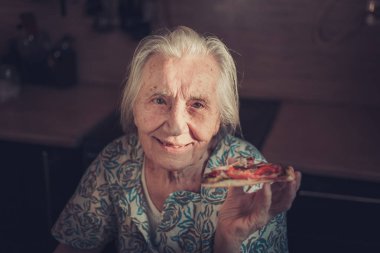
[120, 26, 240, 135]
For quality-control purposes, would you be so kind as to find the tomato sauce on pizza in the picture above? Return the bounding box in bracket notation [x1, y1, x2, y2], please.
[202, 157, 295, 187]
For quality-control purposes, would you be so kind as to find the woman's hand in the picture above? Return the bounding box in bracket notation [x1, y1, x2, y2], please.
[213, 171, 301, 253]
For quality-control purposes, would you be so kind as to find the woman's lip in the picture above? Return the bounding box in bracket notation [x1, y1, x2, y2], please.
[154, 137, 192, 149]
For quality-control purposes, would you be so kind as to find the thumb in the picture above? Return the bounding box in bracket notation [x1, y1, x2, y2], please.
[242, 183, 273, 233]
[253, 183, 272, 215]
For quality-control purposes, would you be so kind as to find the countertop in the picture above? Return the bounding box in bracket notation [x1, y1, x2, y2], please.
[0, 84, 120, 148]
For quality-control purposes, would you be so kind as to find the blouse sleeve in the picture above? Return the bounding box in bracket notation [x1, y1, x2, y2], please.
[51, 141, 120, 249]
[241, 212, 289, 253]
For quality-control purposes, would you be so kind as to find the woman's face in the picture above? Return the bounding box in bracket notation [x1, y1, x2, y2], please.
[133, 54, 221, 171]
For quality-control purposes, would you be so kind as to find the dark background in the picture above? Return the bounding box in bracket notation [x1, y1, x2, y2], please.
[1, 0, 379, 252]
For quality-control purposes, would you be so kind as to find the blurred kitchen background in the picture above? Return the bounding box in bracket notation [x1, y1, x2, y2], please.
[0, 0, 379, 252]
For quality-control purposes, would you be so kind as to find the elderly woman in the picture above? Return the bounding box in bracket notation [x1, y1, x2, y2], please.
[52, 26, 301, 253]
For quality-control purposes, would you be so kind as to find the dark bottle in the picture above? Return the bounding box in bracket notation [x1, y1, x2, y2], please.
[47, 35, 78, 87]
[118, 0, 152, 40]
[10, 12, 52, 84]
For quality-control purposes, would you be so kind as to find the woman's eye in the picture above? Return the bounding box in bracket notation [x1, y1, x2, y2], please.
[191, 101, 205, 109]
[153, 97, 166, 105]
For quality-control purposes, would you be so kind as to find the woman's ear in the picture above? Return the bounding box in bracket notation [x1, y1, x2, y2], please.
[132, 105, 138, 126]
[213, 118, 221, 136]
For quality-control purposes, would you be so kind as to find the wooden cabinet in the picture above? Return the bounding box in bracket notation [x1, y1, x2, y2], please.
[0, 84, 120, 252]
[0, 115, 123, 253]
[0, 142, 83, 252]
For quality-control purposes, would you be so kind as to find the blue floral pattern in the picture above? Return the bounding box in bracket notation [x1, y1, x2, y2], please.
[52, 134, 289, 252]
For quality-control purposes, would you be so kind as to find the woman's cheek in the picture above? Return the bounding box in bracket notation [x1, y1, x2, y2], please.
[141, 110, 165, 132]
[189, 122, 215, 142]
[198, 112, 220, 137]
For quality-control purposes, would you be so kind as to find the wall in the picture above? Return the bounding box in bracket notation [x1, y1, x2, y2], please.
[1, 0, 379, 106]
[168, 0, 380, 106]
[0, 0, 138, 86]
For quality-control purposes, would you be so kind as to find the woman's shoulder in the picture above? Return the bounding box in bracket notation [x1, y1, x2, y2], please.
[100, 134, 142, 160]
[208, 134, 266, 168]
[219, 134, 263, 157]
[94, 134, 144, 179]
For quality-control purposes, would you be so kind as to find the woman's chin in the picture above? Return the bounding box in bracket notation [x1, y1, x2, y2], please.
[154, 156, 194, 170]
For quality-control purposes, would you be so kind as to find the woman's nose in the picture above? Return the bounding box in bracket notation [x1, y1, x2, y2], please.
[165, 103, 189, 135]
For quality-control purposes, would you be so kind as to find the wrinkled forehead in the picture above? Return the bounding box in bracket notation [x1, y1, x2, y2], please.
[139, 54, 220, 97]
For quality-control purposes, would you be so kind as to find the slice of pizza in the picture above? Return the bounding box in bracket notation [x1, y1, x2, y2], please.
[202, 157, 295, 187]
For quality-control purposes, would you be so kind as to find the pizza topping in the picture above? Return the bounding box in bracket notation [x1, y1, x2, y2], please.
[202, 157, 295, 187]
[253, 163, 282, 178]
[226, 166, 256, 179]
[202, 167, 231, 182]
[206, 170, 222, 178]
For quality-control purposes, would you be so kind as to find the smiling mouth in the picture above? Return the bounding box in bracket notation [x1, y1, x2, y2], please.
[154, 137, 192, 149]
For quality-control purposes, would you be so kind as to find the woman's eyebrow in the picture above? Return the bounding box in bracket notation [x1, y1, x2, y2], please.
[189, 95, 209, 103]
[148, 90, 210, 104]
[150, 90, 171, 97]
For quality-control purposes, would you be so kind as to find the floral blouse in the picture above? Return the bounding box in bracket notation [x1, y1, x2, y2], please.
[51, 134, 289, 252]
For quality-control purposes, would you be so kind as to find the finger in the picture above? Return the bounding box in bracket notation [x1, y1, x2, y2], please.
[294, 171, 302, 191]
[271, 170, 301, 195]
[270, 177, 300, 215]
[254, 183, 272, 212]
[247, 183, 272, 230]
[225, 186, 255, 206]
[270, 181, 287, 193]
[227, 185, 247, 196]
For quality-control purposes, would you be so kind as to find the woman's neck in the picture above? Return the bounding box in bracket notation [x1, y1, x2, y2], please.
[144, 159, 205, 192]
[144, 159, 206, 211]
